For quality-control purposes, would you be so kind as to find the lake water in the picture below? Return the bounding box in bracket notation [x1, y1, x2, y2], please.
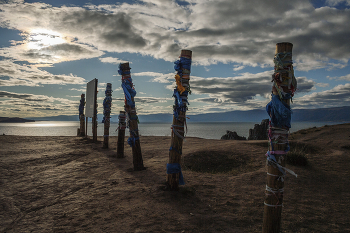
[0, 121, 347, 139]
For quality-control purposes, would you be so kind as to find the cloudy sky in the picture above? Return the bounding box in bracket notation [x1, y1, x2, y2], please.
[1, 0, 350, 118]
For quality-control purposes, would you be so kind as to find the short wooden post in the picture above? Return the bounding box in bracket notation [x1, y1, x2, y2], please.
[262, 42, 297, 233]
[85, 117, 88, 138]
[117, 111, 126, 158]
[119, 63, 145, 170]
[92, 79, 98, 143]
[78, 93, 85, 136]
[166, 49, 192, 190]
[102, 83, 112, 148]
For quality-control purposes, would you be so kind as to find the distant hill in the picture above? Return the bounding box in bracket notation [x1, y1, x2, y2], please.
[27, 106, 350, 123]
[0, 117, 35, 123]
[292, 106, 350, 122]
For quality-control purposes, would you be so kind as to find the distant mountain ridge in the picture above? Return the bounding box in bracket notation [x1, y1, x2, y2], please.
[0, 117, 35, 123]
[26, 106, 350, 123]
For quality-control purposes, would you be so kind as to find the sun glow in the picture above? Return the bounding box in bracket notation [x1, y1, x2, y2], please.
[27, 28, 66, 50]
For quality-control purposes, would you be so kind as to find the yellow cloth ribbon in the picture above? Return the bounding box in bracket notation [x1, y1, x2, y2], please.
[175, 74, 186, 94]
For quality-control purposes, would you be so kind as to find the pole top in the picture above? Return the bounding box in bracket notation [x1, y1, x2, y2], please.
[276, 42, 293, 46]
[180, 50, 192, 58]
[276, 42, 293, 54]
[120, 62, 130, 70]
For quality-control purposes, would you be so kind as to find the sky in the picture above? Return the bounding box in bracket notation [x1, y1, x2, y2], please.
[0, 0, 350, 118]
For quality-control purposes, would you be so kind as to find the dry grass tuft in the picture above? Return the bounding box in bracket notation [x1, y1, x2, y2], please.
[183, 150, 256, 174]
[286, 142, 311, 166]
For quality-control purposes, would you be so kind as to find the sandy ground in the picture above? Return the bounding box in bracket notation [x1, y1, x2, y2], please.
[0, 123, 350, 233]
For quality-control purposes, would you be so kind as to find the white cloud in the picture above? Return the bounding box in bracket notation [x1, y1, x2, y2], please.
[294, 83, 350, 108]
[0, 60, 86, 86]
[1, 0, 350, 69]
[0, 90, 79, 117]
[316, 83, 330, 87]
[233, 65, 245, 71]
[327, 73, 350, 81]
[0, 0, 350, 115]
[69, 88, 86, 92]
[134, 71, 175, 83]
[325, 0, 350, 6]
[99, 57, 130, 64]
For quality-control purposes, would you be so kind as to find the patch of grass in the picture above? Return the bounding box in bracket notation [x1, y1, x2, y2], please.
[286, 142, 309, 166]
[183, 151, 250, 174]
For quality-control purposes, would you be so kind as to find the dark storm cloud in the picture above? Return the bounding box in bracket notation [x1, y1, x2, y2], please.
[0, 91, 33, 99]
[33, 107, 61, 110]
[191, 73, 316, 104]
[59, 10, 147, 49]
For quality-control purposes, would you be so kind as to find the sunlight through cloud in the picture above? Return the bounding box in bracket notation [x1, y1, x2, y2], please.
[27, 28, 66, 50]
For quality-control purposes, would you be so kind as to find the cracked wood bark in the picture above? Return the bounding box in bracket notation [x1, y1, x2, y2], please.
[262, 42, 293, 233]
[167, 49, 192, 190]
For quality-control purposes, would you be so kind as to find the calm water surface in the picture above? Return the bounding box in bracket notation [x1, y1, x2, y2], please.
[0, 121, 347, 139]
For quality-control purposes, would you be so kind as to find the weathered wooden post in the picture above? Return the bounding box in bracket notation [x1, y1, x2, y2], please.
[92, 79, 98, 143]
[78, 93, 85, 136]
[102, 83, 112, 148]
[166, 49, 192, 190]
[262, 42, 298, 233]
[117, 111, 126, 158]
[119, 63, 145, 170]
[85, 116, 88, 138]
[86, 78, 98, 141]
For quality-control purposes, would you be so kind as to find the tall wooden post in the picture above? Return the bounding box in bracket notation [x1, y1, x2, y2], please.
[119, 63, 145, 170]
[117, 111, 126, 158]
[78, 93, 85, 136]
[92, 78, 98, 142]
[166, 50, 192, 190]
[103, 83, 112, 148]
[263, 42, 297, 233]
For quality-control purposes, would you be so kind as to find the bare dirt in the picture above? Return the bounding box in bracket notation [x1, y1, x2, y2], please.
[1, 123, 350, 232]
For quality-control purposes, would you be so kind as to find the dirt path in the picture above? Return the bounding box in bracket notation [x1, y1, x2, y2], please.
[1, 123, 350, 232]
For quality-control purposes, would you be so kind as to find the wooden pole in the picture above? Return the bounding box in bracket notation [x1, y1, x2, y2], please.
[103, 83, 112, 148]
[85, 117, 88, 138]
[117, 111, 126, 158]
[166, 49, 192, 190]
[119, 63, 145, 170]
[92, 78, 98, 143]
[262, 42, 297, 233]
[79, 94, 85, 136]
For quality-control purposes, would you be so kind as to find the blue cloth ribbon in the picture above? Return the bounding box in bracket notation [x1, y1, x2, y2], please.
[127, 136, 139, 147]
[169, 146, 182, 155]
[102, 85, 112, 123]
[266, 94, 292, 128]
[166, 163, 185, 185]
[122, 80, 136, 108]
[173, 89, 183, 107]
[174, 57, 191, 72]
